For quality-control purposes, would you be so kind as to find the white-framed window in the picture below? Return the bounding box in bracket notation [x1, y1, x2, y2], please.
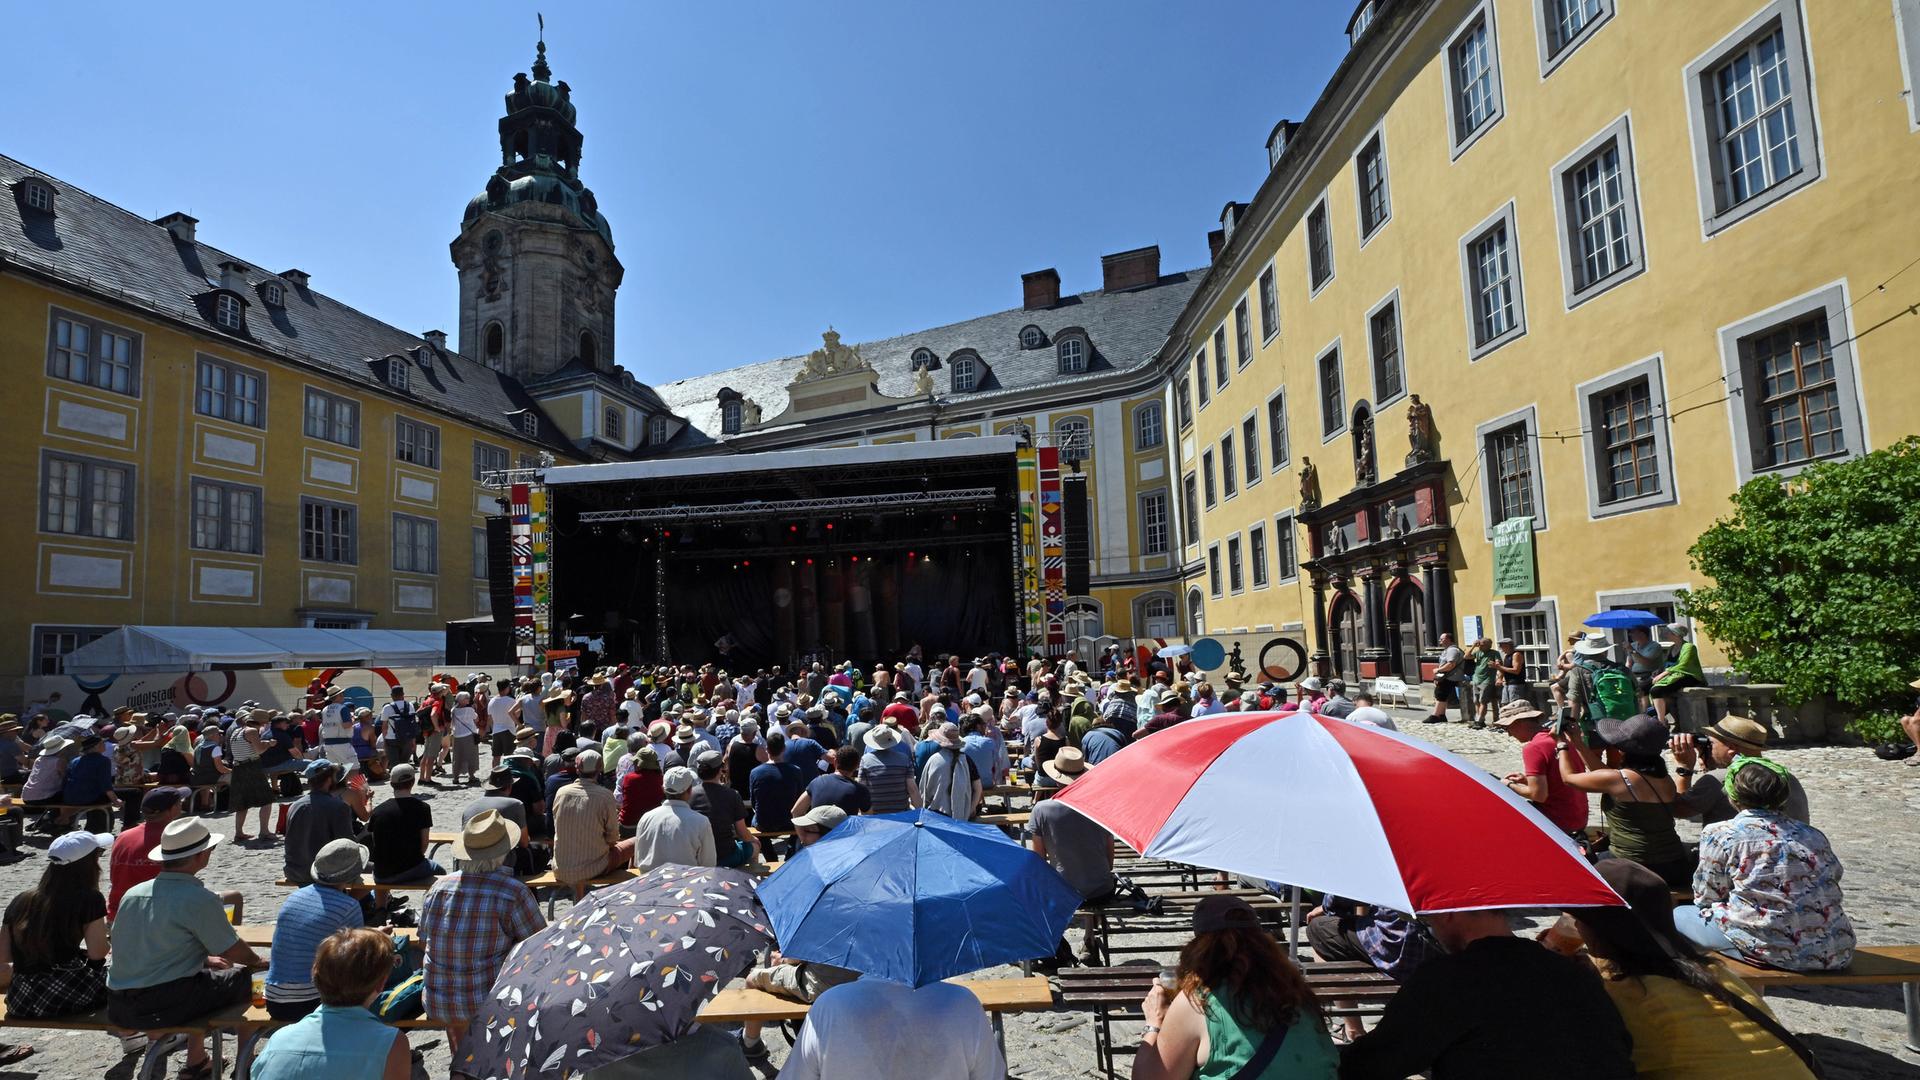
[472, 527, 490, 579]
[1221, 433, 1238, 499]
[1318, 345, 1345, 440]
[33, 625, 111, 676]
[1898, 0, 1920, 130]
[262, 282, 284, 307]
[395, 417, 440, 469]
[1195, 348, 1211, 408]
[1496, 598, 1560, 682]
[190, 477, 261, 554]
[1306, 197, 1334, 293]
[1176, 376, 1194, 429]
[1249, 524, 1269, 588]
[1227, 534, 1245, 594]
[22, 181, 53, 212]
[1267, 390, 1290, 472]
[213, 293, 245, 331]
[1058, 337, 1087, 374]
[1536, 0, 1613, 74]
[195, 355, 265, 428]
[1208, 543, 1224, 598]
[1019, 325, 1046, 349]
[1241, 415, 1261, 488]
[1233, 300, 1253, 369]
[386, 357, 409, 392]
[1055, 417, 1091, 465]
[1182, 473, 1200, 548]
[473, 441, 509, 483]
[1459, 202, 1527, 359]
[300, 497, 356, 564]
[1683, 1, 1821, 234]
[1065, 599, 1104, 642]
[604, 404, 625, 441]
[720, 399, 743, 435]
[911, 348, 937, 369]
[41, 451, 133, 540]
[304, 387, 360, 447]
[1134, 401, 1165, 451]
[1213, 326, 1231, 389]
[649, 415, 670, 445]
[1140, 490, 1170, 555]
[1720, 286, 1864, 481]
[393, 513, 437, 574]
[1578, 356, 1675, 517]
[1356, 131, 1391, 240]
[1258, 264, 1279, 341]
[519, 412, 541, 439]
[1554, 116, 1646, 306]
[1140, 593, 1178, 638]
[952, 355, 979, 393]
[1476, 405, 1547, 535]
[1202, 450, 1218, 508]
[1446, 3, 1506, 157]
[1350, 1, 1377, 43]
[48, 307, 140, 396]
[1367, 290, 1406, 407]
[1188, 588, 1207, 636]
[1273, 511, 1299, 583]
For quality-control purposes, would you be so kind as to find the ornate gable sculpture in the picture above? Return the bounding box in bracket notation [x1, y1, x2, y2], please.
[795, 329, 873, 383]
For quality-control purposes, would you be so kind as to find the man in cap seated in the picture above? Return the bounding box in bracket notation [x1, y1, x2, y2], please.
[550, 750, 634, 893]
[631, 766, 716, 872]
[738, 804, 856, 1062]
[108, 787, 245, 925]
[420, 811, 544, 1056]
[263, 838, 381, 1020]
[368, 763, 441, 885]
[689, 750, 756, 869]
[285, 759, 358, 886]
[107, 817, 267, 1076]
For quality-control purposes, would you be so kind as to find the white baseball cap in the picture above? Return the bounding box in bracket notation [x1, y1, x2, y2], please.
[49, 830, 115, 865]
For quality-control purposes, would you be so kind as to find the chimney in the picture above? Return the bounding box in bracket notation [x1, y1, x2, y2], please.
[217, 259, 249, 293]
[154, 212, 198, 244]
[281, 268, 310, 289]
[1101, 245, 1161, 292]
[1021, 268, 1061, 310]
[1207, 229, 1226, 263]
[423, 329, 448, 352]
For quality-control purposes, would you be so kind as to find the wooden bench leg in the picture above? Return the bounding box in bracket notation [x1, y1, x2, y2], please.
[1905, 982, 1919, 1054]
[991, 1013, 1006, 1071]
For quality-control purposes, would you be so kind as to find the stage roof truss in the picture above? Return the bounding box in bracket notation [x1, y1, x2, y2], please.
[575, 486, 1002, 525]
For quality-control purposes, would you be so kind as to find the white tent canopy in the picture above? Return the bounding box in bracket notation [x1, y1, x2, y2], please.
[63, 626, 446, 674]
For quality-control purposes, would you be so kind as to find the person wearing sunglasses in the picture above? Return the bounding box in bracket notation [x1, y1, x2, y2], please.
[1673, 755, 1854, 973]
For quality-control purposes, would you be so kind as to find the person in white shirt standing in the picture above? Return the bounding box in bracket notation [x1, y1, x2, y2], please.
[485, 686, 520, 769]
[318, 686, 359, 770]
[514, 679, 542, 748]
[449, 692, 482, 786]
[776, 976, 1004, 1080]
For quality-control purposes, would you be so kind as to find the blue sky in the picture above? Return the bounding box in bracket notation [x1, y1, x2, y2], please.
[5, 2, 1350, 384]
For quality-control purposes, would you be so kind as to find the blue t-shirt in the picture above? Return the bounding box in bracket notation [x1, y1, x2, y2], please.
[785, 736, 827, 778]
[961, 734, 999, 787]
[748, 761, 807, 831]
[1080, 726, 1129, 765]
[63, 751, 114, 803]
[804, 772, 871, 815]
[913, 740, 940, 777]
[264, 884, 364, 1002]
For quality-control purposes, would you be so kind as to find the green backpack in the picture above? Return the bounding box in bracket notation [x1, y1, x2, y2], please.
[1590, 665, 1638, 721]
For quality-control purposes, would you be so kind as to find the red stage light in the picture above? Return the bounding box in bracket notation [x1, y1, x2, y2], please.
[806, 558, 814, 565]
[907, 551, 915, 559]
[826, 522, 834, 530]
[789, 524, 798, 533]
[743, 559, 751, 567]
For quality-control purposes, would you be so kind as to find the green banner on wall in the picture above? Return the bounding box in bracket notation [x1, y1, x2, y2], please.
[1491, 516, 1537, 596]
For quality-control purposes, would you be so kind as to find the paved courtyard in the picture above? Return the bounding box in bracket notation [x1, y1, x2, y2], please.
[3, 713, 1916, 1079]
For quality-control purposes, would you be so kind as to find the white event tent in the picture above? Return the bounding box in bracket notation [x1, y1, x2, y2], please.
[61, 626, 446, 674]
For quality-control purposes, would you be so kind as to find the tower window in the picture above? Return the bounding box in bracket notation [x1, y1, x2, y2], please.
[721, 400, 744, 435]
[213, 294, 244, 331]
[484, 322, 505, 369]
[579, 331, 599, 368]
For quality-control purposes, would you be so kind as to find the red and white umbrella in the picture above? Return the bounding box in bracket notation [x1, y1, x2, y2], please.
[1055, 710, 1622, 914]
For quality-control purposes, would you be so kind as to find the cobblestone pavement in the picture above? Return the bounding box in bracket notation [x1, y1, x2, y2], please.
[2, 718, 1916, 1079]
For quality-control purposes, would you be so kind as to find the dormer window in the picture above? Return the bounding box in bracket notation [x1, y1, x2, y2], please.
[1019, 325, 1046, 349]
[213, 294, 244, 331]
[1058, 336, 1087, 374]
[910, 348, 938, 370]
[518, 412, 540, 438]
[385, 356, 409, 393]
[721, 400, 743, 435]
[951, 355, 979, 393]
[22, 181, 53, 213]
[261, 282, 284, 307]
[1349, 1, 1377, 44]
[603, 405, 624, 441]
[649, 416, 671, 446]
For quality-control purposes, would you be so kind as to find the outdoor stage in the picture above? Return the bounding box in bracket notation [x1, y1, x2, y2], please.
[539, 437, 1026, 670]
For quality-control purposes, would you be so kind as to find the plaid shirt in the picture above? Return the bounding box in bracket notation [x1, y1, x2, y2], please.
[419, 868, 544, 1023]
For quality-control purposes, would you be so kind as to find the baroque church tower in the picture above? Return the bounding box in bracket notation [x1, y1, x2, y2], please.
[451, 33, 622, 381]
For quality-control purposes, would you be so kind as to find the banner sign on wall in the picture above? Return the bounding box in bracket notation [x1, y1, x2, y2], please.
[1016, 444, 1043, 649]
[529, 485, 551, 668]
[510, 484, 536, 664]
[1491, 516, 1538, 597]
[1038, 446, 1067, 654]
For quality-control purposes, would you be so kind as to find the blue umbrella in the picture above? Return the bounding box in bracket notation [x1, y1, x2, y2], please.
[757, 810, 1082, 987]
[1583, 609, 1664, 629]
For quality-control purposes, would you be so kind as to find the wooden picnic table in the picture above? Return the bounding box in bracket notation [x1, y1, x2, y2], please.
[236, 924, 417, 948]
[698, 974, 1052, 1059]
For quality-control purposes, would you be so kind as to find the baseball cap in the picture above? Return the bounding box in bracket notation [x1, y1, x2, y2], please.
[792, 804, 848, 832]
[304, 758, 342, 780]
[140, 787, 186, 814]
[388, 763, 418, 786]
[662, 766, 698, 796]
[1191, 894, 1262, 933]
[49, 830, 115, 865]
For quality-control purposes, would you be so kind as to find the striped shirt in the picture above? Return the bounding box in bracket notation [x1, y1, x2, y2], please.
[858, 745, 915, 813]
[263, 884, 364, 1002]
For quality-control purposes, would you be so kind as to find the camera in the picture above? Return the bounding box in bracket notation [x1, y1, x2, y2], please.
[1690, 733, 1714, 757]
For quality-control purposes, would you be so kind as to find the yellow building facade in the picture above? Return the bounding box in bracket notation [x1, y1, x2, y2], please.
[1170, 0, 1920, 684]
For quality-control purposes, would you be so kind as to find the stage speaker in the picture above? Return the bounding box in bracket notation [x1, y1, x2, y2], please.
[1064, 475, 1091, 597]
[486, 516, 513, 624]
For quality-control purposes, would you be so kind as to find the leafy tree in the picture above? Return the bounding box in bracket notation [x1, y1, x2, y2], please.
[1681, 436, 1920, 734]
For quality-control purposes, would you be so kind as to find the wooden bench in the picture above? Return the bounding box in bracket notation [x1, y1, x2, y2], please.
[0, 997, 253, 1080]
[273, 878, 435, 893]
[1057, 963, 1395, 1078]
[521, 866, 647, 916]
[697, 974, 1053, 1058]
[975, 810, 1031, 836]
[1719, 946, 1920, 1052]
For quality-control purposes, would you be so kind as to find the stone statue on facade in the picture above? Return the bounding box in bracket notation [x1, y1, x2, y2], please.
[798, 328, 872, 383]
[1299, 456, 1321, 511]
[912, 365, 934, 397]
[1406, 394, 1436, 466]
[742, 397, 762, 426]
[1354, 414, 1376, 487]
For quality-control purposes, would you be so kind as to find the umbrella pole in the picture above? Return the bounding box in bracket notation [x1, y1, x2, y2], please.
[1287, 884, 1302, 958]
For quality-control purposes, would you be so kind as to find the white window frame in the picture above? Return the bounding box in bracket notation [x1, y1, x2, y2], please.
[47, 306, 141, 397]
[1717, 282, 1866, 483]
[604, 404, 626, 441]
[649, 415, 670, 445]
[1317, 340, 1346, 442]
[473, 441, 508, 483]
[1266, 389, 1290, 473]
[1054, 417, 1091, 465]
[1226, 532, 1246, 595]
[1365, 288, 1407, 409]
[1258, 262, 1280, 342]
[1213, 326, 1231, 390]
[300, 497, 357, 565]
[190, 476, 263, 555]
[1220, 433, 1239, 500]
[1475, 404, 1548, 539]
[520, 412, 541, 439]
[1534, 0, 1615, 76]
[1445, 1, 1507, 159]
[1202, 449, 1218, 509]
[32, 625, 112, 676]
[304, 386, 360, 448]
[1305, 194, 1335, 296]
[195, 354, 266, 428]
[1208, 542, 1224, 599]
[951, 355, 979, 393]
[1233, 300, 1253, 369]
[392, 513, 438, 574]
[1139, 489, 1170, 556]
[1682, 0, 1823, 237]
[1138, 592, 1179, 638]
[22, 182, 53, 212]
[262, 282, 284, 307]
[386, 357, 409, 392]
[1240, 412, 1262, 489]
[1577, 355, 1678, 518]
[1354, 125, 1392, 243]
[1458, 201, 1528, 360]
[213, 293, 245, 331]
[1249, 522, 1270, 589]
[395, 416, 441, 470]
[40, 450, 134, 541]
[1552, 114, 1648, 308]
[1058, 336, 1088, 374]
[1133, 400, 1165, 451]
[1019, 326, 1046, 349]
[1898, 0, 1920, 131]
[1273, 511, 1300, 584]
[1494, 597, 1561, 683]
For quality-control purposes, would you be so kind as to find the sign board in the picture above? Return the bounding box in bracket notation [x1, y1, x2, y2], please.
[1490, 516, 1537, 596]
[1461, 614, 1484, 645]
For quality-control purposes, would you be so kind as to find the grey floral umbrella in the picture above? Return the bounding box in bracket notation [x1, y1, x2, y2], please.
[458, 864, 771, 1079]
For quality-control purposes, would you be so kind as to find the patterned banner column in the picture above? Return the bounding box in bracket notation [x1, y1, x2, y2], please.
[1016, 444, 1043, 651]
[509, 484, 535, 665]
[1039, 446, 1067, 656]
[529, 485, 551, 669]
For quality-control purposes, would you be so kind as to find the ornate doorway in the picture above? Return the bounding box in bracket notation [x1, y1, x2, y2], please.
[1331, 593, 1363, 683]
[1389, 581, 1426, 679]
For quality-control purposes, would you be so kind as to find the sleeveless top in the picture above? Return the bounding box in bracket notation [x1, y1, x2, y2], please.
[249, 1004, 399, 1080]
[227, 725, 261, 764]
[1603, 774, 1691, 867]
[1198, 987, 1339, 1079]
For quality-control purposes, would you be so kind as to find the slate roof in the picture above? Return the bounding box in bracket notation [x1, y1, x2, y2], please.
[0, 154, 579, 454]
[654, 269, 1204, 439]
